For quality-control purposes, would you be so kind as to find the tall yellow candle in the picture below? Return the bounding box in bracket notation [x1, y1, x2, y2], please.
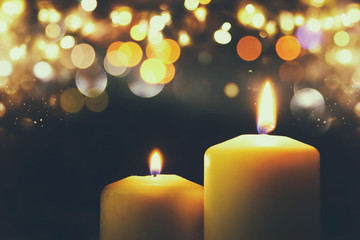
[100, 149, 204, 240]
[204, 82, 320, 240]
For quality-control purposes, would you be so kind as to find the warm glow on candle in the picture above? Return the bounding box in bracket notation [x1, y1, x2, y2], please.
[149, 148, 162, 176]
[257, 81, 276, 134]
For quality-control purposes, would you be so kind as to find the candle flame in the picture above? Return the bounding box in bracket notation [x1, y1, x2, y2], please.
[257, 81, 277, 134]
[149, 148, 162, 177]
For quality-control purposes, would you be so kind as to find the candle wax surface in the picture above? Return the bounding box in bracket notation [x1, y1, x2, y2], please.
[204, 134, 320, 240]
[100, 174, 204, 240]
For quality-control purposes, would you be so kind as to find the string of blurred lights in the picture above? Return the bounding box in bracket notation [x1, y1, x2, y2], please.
[0, 0, 359, 133]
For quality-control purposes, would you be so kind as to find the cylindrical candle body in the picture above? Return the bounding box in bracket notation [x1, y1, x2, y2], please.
[100, 174, 204, 240]
[204, 134, 320, 240]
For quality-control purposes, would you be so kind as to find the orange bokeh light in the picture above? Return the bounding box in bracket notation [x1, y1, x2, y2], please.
[106, 41, 143, 67]
[107, 41, 123, 55]
[275, 35, 301, 61]
[237, 36, 262, 61]
[106, 41, 123, 66]
[146, 39, 181, 64]
[278, 61, 304, 83]
[160, 63, 176, 84]
[119, 42, 143, 67]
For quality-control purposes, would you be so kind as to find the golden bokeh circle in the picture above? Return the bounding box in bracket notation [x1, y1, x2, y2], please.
[60, 88, 84, 113]
[276, 36, 301, 61]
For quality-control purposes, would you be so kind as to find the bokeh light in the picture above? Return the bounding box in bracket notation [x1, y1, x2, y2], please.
[237, 4, 254, 25]
[276, 35, 301, 61]
[348, 7, 360, 23]
[334, 31, 350, 47]
[71, 43, 96, 69]
[103, 55, 128, 76]
[295, 24, 322, 50]
[224, 82, 240, 98]
[130, 22, 148, 41]
[237, 36, 262, 61]
[178, 31, 191, 46]
[60, 35, 75, 49]
[44, 43, 60, 60]
[184, 0, 199, 11]
[128, 78, 164, 98]
[2, 0, 25, 17]
[279, 61, 304, 83]
[146, 39, 181, 64]
[0, 0, 358, 127]
[279, 11, 294, 34]
[199, 0, 211, 4]
[10, 45, 26, 61]
[336, 49, 352, 65]
[118, 42, 143, 67]
[38, 8, 61, 23]
[150, 15, 165, 31]
[75, 64, 107, 97]
[309, 0, 325, 8]
[307, 18, 321, 32]
[85, 91, 109, 112]
[60, 88, 84, 113]
[294, 14, 305, 26]
[45, 23, 62, 39]
[291, 88, 325, 120]
[214, 26, 231, 45]
[106, 41, 143, 68]
[321, 17, 334, 30]
[140, 58, 166, 84]
[290, 88, 331, 135]
[81, 0, 97, 12]
[161, 11, 172, 25]
[148, 30, 163, 44]
[65, 13, 83, 31]
[0, 60, 13, 77]
[237, 3, 266, 30]
[252, 13, 265, 29]
[160, 63, 176, 84]
[33, 61, 54, 82]
[111, 7, 132, 26]
[194, 7, 207, 22]
[106, 41, 123, 66]
[265, 21, 277, 36]
[82, 22, 96, 36]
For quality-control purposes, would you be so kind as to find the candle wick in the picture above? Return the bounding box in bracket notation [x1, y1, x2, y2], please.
[153, 173, 157, 177]
[258, 124, 272, 134]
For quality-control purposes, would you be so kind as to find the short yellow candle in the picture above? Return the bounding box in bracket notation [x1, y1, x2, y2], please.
[204, 82, 320, 240]
[100, 149, 204, 240]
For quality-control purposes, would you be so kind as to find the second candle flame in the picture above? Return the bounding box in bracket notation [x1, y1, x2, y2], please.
[149, 148, 162, 177]
[257, 81, 277, 134]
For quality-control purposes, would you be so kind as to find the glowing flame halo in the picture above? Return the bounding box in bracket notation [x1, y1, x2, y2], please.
[257, 81, 277, 134]
[149, 148, 162, 177]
